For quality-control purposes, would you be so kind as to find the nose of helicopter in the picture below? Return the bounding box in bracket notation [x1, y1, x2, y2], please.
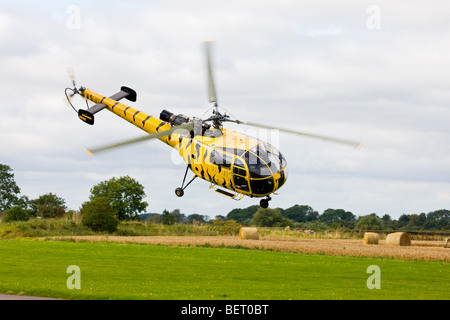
[278, 166, 287, 190]
[245, 146, 288, 196]
[272, 165, 288, 193]
[247, 166, 287, 196]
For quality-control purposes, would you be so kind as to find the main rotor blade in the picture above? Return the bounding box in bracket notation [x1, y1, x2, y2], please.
[240, 121, 363, 149]
[205, 41, 218, 104]
[84, 122, 194, 156]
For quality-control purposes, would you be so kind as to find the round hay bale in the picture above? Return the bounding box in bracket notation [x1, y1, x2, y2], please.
[385, 232, 411, 246]
[239, 227, 259, 240]
[363, 232, 379, 245]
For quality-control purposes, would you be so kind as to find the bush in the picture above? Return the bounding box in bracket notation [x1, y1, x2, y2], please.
[0, 225, 25, 239]
[80, 197, 119, 233]
[3, 206, 29, 222]
[212, 218, 241, 235]
[251, 208, 292, 227]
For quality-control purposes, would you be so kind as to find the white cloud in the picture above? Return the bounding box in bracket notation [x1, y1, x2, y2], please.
[1, 1, 449, 218]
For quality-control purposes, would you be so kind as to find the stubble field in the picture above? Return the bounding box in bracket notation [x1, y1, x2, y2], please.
[47, 235, 449, 262]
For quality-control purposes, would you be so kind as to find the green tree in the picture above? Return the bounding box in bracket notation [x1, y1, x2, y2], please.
[252, 208, 292, 227]
[187, 213, 208, 224]
[320, 208, 356, 228]
[306, 210, 320, 222]
[90, 176, 148, 221]
[355, 214, 384, 231]
[398, 214, 410, 228]
[407, 213, 427, 229]
[161, 209, 186, 225]
[0, 164, 23, 212]
[226, 205, 259, 224]
[380, 214, 397, 230]
[161, 209, 175, 225]
[282, 205, 318, 223]
[3, 206, 30, 222]
[424, 210, 449, 230]
[30, 193, 67, 218]
[81, 197, 119, 232]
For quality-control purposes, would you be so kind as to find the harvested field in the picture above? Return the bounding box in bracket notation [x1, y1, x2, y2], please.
[44, 236, 449, 262]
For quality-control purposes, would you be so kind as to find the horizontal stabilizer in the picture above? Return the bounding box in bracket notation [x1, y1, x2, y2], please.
[78, 109, 94, 125]
[78, 86, 137, 125]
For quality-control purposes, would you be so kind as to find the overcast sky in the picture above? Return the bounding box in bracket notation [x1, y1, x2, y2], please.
[1, 0, 449, 219]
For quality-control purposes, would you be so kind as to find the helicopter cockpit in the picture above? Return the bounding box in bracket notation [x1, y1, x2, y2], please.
[159, 109, 287, 198]
[232, 142, 287, 196]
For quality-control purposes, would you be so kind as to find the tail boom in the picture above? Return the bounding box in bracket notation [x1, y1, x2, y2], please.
[79, 87, 177, 148]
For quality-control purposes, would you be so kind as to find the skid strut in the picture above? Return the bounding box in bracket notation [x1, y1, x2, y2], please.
[175, 165, 197, 197]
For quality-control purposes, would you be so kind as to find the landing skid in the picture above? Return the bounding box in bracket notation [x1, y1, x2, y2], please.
[211, 187, 244, 201]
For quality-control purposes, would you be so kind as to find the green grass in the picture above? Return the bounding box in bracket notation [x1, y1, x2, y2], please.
[0, 239, 448, 300]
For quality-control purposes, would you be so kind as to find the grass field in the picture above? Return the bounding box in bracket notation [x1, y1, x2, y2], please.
[0, 239, 448, 300]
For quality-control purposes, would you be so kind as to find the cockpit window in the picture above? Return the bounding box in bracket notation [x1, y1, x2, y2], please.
[233, 157, 249, 192]
[243, 143, 285, 178]
[250, 145, 270, 164]
[261, 142, 287, 168]
[244, 150, 272, 178]
[233, 158, 247, 176]
[267, 151, 281, 172]
[210, 149, 232, 168]
[279, 152, 287, 168]
[221, 147, 246, 157]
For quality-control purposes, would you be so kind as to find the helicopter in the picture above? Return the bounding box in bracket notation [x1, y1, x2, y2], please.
[65, 42, 362, 208]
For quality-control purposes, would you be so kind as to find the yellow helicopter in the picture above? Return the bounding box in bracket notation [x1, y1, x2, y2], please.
[65, 42, 362, 208]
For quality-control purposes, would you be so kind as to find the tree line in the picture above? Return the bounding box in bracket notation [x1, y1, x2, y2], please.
[144, 205, 449, 232]
[223, 205, 449, 231]
[0, 164, 147, 232]
[1, 164, 449, 232]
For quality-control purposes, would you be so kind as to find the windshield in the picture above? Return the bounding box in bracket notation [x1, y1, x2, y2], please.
[261, 142, 287, 168]
[244, 143, 283, 178]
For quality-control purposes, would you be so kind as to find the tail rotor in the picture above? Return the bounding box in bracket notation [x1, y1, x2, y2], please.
[64, 67, 88, 114]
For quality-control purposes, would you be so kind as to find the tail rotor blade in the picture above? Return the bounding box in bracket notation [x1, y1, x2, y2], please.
[65, 66, 79, 99]
[66, 66, 76, 88]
